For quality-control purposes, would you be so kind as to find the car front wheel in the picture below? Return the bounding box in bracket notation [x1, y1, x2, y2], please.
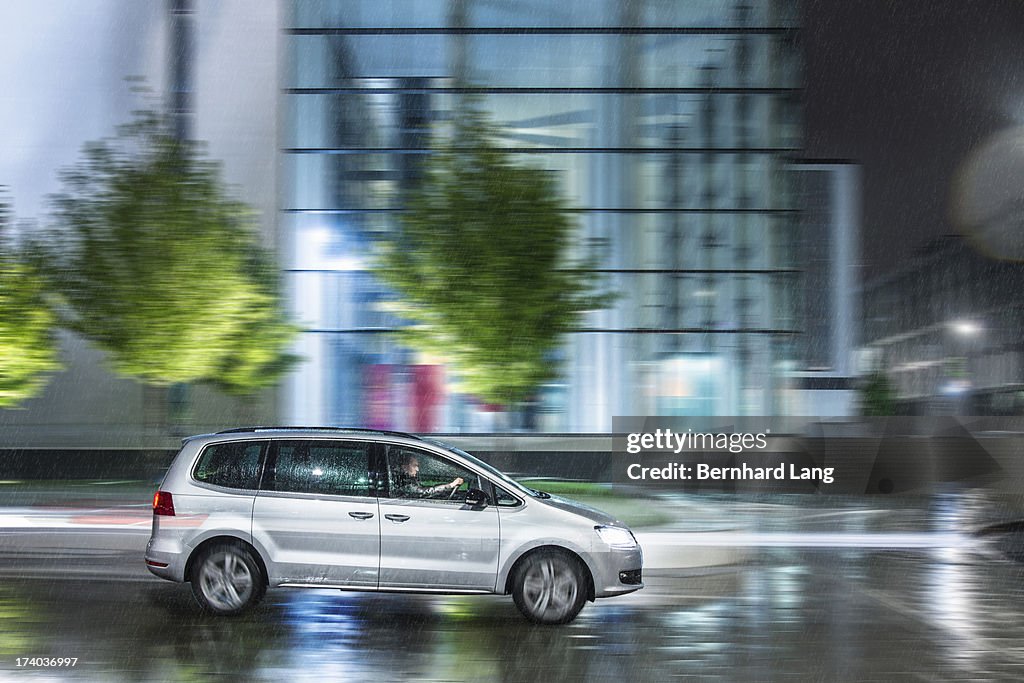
[512, 550, 588, 625]
[190, 541, 265, 616]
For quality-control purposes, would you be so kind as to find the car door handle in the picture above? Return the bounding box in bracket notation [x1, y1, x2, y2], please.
[385, 514, 410, 523]
[348, 511, 374, 520]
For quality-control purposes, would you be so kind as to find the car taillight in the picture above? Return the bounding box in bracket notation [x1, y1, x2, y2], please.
[153, 491, 175, 516]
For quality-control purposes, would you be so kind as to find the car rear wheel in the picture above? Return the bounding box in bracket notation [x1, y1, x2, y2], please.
[512, 550, 587, 625]
[190, 541, 265, 616]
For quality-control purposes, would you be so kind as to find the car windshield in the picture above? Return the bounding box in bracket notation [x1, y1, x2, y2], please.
[424, 439, 543, 498]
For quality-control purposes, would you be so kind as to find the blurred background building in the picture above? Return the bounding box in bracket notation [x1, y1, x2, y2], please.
[1, 0, 841, 445]
[862, 234, 1024, 415]
[789, 161, 861, 416]
[282, 0, 805, 431]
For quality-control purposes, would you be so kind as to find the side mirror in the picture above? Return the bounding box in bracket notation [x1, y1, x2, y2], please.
[465, 487, 488, 508]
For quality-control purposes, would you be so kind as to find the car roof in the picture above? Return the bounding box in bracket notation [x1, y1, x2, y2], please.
[182, 427, 425, 448]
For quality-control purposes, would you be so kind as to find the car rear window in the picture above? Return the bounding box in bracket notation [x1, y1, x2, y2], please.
[193, 441, 266, 490]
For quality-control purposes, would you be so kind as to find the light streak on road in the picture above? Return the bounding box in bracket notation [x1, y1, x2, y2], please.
[636, 531, 972, 549]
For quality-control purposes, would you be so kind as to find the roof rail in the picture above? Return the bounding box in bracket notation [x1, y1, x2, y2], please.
[214, 426, 422, 441]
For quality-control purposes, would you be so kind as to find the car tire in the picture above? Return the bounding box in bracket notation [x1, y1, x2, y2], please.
[190, 541, 266, 616]
[512, 549, 588, 625]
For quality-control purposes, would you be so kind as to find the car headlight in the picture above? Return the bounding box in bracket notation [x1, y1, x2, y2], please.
[595, 525, 637, 549]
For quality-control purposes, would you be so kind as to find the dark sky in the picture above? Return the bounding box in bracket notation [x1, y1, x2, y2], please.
[802, 0, 1024, 278]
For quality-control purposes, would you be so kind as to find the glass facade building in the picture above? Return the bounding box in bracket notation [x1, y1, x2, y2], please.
[283, 0, 803, 432]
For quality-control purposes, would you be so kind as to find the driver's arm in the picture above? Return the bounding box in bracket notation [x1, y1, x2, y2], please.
[428, 477, 463, 495]
[402, 477, 463, 498]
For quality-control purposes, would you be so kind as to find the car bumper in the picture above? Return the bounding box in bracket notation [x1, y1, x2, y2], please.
[145, 536, 188, 582]
[591, 544, 644, 598]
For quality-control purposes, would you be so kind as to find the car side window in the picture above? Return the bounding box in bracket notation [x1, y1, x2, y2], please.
[265, 440, 372, 497]
[493, 484, 523, 507]
[193, 441, 265, 490]
[386, 446, 482, 502]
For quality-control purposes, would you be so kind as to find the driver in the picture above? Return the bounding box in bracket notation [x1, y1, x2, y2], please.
[394, 454, 463, 499]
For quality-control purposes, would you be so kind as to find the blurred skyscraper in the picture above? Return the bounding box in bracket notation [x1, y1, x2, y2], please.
[282, 0, 804, 431]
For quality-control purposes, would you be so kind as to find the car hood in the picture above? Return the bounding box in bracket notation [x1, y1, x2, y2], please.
[537, 494, 624, 527]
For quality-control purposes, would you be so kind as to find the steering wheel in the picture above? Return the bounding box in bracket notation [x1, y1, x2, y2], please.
[447, 482, 461, 500]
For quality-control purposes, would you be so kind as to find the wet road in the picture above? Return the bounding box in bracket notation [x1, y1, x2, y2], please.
[2, 490, 1024, 681]
[1, 544, 1024, 680]
[0, 552, 1024, 679]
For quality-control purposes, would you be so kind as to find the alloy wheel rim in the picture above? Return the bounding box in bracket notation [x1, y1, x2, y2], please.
[523, 557, 578, 620]
[199, 550, 253, 611]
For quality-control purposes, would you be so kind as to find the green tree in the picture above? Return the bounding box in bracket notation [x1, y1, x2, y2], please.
[0, 195, 61, 407]
[861, 371, 897, 416]
[374, 110, 610, 407]
[33, 111, 297, 394]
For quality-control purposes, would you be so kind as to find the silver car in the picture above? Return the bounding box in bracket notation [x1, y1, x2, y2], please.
[145, 427, 643, 624]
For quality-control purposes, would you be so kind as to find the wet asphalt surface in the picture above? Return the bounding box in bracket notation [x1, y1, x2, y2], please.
[2, 491, 1024, 681]
[1, 549, 1024, 681]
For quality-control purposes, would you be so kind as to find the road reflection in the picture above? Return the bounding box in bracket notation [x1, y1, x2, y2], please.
[2, 547, 1024, 681]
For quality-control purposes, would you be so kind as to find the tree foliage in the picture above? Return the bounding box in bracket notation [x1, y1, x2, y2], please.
[374, 110, 610, 406]
[34, 111, 297, 394]
[0, 196, 61, 407]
